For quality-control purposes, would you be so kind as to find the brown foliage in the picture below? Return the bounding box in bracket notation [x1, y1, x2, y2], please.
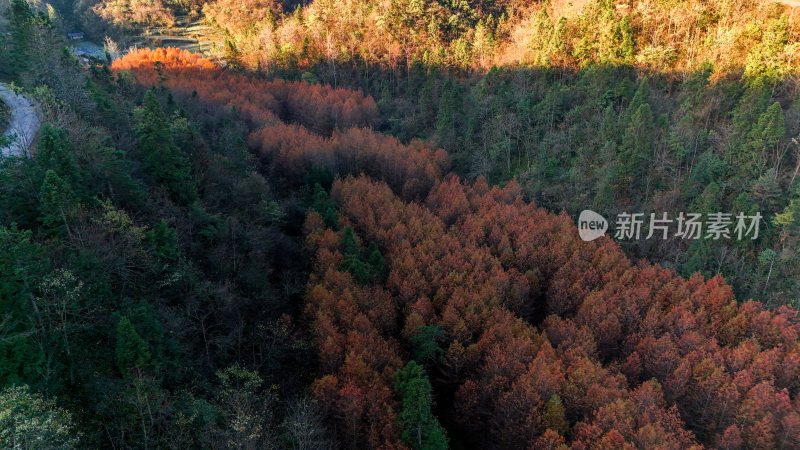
[249, 125, 449, 199]
[116, 48, 800, 449]
[113, 48, 379, 132]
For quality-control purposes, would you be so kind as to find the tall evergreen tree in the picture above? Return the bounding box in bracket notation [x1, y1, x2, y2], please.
[744, 101, 785, 175]
[36, 126, 84, 192]
[0, 226, 47, 386]
[134, 90, 196, 204]
[614, 102, 655, 196]
[311, 183, 339, 229]
[543, 394, 568, 435]
[435, 78, 461, 149]
[39, 170, 79, 236]
[394, 361, 448, 450]
[6, 0, 35, 78]
[115, 315, 151, 375]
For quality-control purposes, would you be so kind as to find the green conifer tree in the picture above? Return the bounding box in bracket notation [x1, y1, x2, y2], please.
[134, 91, 197, 204]
[0, 227, 46, 385]
[39, 170, 79, 236]
[394, 361, 448, 450]
[115, 316, 151, 375]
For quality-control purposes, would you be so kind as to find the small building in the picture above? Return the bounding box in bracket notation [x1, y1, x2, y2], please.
[67, 32, 85, 40]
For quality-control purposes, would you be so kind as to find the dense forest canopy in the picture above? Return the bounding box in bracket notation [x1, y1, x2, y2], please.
[76, 0, 800, 74]
[67, 0, 800, 307]
[106, 46, 800, 449]
[1, 0, 800, 448]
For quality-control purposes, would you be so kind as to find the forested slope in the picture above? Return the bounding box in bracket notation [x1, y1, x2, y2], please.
[186, 0, 800, 309]
[1, 5, 321, 447]
[3, 0, 800, 447]
[75, 0, 800, 308]
[108, 47, 800, 449]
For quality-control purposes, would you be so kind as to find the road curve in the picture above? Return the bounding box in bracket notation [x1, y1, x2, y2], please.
[0, 83, 40, 157]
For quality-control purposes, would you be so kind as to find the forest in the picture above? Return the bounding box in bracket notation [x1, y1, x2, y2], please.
[65, 0, 800, 307]
[1, 0, 800, 448]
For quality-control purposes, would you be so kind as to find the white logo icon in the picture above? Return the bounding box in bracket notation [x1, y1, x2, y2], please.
[578, 210, 607, 242]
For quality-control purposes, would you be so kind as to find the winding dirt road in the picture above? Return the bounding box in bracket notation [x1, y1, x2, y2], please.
[0, 83, 39, 157]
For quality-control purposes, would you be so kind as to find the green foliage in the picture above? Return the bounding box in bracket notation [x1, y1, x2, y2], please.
[223, 39, 243, 70]
[626, 79, 650, 121]
[728, 83, 785, 180]
[774, 185, 800, 231]
[338, 255, 372, 285]
[340, 226, 359, 257]
[38, 170, 79, 236]
[366, 242, 387, 282]
[305, 167, 335, 191]
[435, 78, 462, 148]
[617, 16, 635, 63]
[311, 183, 339, 229]
[746, 102, 785, 161]
[5, 0, 35, 79]
[526, 6, 563, 66]
[683, 151, 726, 202]
[758, 248, 777, 267]
[613, 102, 655, 196]
[215, 365, 275, 449]
[36, 126, 82, 190]
[543, 394, 569, 435]
[573, 0, 636, 65]
[144, 220, 179, 261]
[338, 227, 387, 284]
[744, 16, 790, 81]
[394, 361, 448, 450]
[357, 59, 796, 304]
[0, 385, 79, 449]
[0, 16, 312, 446]
[749, 169, 783, 215]
[114, 315, 151, 374]
[410, 325, 445, 364]
[134, 90, 197, 204]
[0, 226, 47, 386]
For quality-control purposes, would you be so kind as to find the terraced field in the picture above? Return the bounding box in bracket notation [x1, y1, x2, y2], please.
[134, 15, 212, 55]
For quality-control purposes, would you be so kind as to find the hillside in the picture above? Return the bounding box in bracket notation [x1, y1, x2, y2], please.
[196, 0, 800, 308]
[69, 0, 800, 307]
[1, 0, 799, 449]
[103, 46, 800, 450]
